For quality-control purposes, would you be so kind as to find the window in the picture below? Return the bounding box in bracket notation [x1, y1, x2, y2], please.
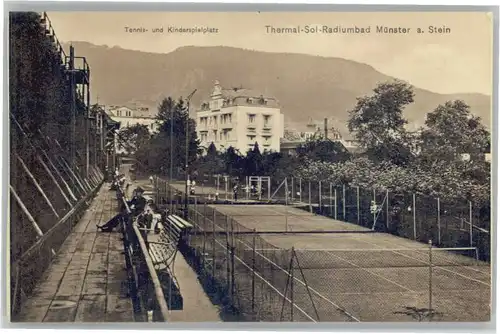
[213, 130, 217, 141]
[263, 115, 271, 125]
[248, 114, 256, 123]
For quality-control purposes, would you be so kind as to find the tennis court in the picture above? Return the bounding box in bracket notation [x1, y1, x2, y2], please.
[190, 203, 491, 322]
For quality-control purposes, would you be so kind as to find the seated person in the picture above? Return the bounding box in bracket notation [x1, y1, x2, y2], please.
[97, 187, 147, 232]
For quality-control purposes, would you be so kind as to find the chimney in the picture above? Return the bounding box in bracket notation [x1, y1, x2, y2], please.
[324, 118, 328, 139]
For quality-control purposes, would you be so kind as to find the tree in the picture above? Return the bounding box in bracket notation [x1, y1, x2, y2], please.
[149, 97, 201, 175]
[348, 80, 415, 165]
[296, 139, 351, 163]
[116, 124, 150, 155]
[245, 142, 264, 176]
[222, 146, 243, 177]
[419, 100, 490, 163]
[195, 142, 224, 180]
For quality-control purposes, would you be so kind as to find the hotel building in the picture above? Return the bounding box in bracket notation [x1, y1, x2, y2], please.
[196, 81, 285, 154]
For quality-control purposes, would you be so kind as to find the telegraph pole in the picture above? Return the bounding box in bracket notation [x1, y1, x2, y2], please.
[184, 89, 197, 219]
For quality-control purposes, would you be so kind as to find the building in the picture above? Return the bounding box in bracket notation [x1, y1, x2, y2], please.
[280, 120, 361, 156]
[105, 104, 159, 133]
[196, 81, 284, 154]
[104, 104, 158, 155]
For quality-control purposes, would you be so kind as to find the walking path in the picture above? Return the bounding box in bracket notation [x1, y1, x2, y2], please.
[17, 184, 134, 322]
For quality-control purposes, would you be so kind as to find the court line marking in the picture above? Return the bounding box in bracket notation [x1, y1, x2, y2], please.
[321, 250, 416, 292]
[354, 237, 490, 287]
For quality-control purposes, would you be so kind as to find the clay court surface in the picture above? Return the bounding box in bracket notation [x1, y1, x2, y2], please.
[203, 204, 491, 322]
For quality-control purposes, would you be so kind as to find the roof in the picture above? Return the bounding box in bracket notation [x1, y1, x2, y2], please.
[220, 87, 277, 102]
[105, 105, 156, 119]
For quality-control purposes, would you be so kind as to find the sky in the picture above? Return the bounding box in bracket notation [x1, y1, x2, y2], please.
[47, 11, 494, 95]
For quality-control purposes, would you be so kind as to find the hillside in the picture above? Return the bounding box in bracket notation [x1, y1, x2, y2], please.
[67, 42, 491, 135]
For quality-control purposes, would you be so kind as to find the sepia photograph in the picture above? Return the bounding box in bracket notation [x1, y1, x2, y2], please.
[6, 8, 495, 325]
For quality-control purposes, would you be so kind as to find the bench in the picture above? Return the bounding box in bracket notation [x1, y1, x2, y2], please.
[145, 214, 192, 311]
[146, 214, 193, 269]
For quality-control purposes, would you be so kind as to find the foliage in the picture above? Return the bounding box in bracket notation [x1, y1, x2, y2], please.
[245, 142, 264, 176]
[296, 139, 351, 163]
[347, 80, 415, 166]
[117, 124, 151, 155]
[134, 97, 201, 175]
[418, 100, 490, 163]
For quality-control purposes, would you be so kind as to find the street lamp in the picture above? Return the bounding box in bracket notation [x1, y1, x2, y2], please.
[184, 89, 197, 219]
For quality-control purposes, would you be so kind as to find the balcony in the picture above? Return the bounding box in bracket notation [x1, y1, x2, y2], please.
[247, 123, 256, 129]
[263, 123, 273, 130]
[220, 122, 233, 129]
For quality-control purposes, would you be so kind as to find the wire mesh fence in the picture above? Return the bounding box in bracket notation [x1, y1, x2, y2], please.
[179, 202, 490, 322]
[152, 174, 490, 263]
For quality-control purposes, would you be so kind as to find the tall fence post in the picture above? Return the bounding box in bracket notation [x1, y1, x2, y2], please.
[428, 239, 433, 319]
[372, 188, 376, 228]
[437, 198, 441, 245]
[469, 200, 473, 248]
[308, 181, 312, 213]
[299, 178, 302, 203]
[357, 186, 360, 224]
[318, 181, 322, 213]
[290, 247, 295, 322]
[342, 184, 346, 221]
[230, 219, 235, 300]
[251, 228, 256, 315]
[212, 209, 216, 278]
[413, 193, 417, 240]
[291, 177, 295, 202]
[329, 183, 333, 218]
[386, 189, 389, 231]
[334, 187, 338, 220]
[225, 216, 231, 295]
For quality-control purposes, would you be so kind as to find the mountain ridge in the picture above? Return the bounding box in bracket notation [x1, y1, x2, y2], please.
[65, 41, 491, 135]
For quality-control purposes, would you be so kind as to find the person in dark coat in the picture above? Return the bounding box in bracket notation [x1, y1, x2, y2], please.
[97, 187, 147, 232]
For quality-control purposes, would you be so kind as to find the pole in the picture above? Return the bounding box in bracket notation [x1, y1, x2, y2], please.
[329, 183, 333, 217]
[342, 184, 346, 221]
[334, 187, 337, 220]
[469, 200, 473, 248]
[308, 181, 312, 213]
[184, 89, 197, 219]
[290, 247, 295, 322]
[428, 239, 433, 319]
[318, 181, 322, 212]
[230, 220, 235, 299]
[437, 198, 441, 245]
[69, 46, 76, 195]
[373, 188, 376, 228]
[291, 177, 294, 202]
[169, 104, 174, 213]
[299, 178, 302, 203]
[413, 193, 417, 240]
[386, 189, 389, 231]
[285, 178, 289, 232]
[212, 209, 216, 278]
[357, 186, 360, 224]
[251, 228, 256, 314]
[226, 216, 231, 294]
